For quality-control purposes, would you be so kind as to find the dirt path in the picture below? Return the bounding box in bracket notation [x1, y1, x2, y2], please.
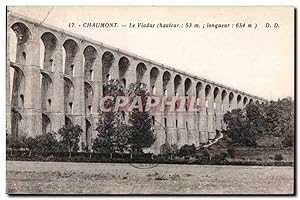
[6, 161, 294, 194]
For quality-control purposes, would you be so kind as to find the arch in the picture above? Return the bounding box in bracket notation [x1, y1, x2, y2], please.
[205, 84, 211, 98]
[255, 100, 260, 104]
[249, 98, 253, 103]
[221, 90, 227, 101]
[229, 92, 234, 111]
[213, 87, 220, 110]
[150, 67, 159, 95]
[40, 32, 59, 71]
[136, 62, 147, 83]
[237, 94, 242, 105]
[10, 66, 25, 109]
[85, 119, 92, 150]
[10, 22, 32, 65]
[196, 82, 203, 106]
[83, 45, 98, 81]
[41, 72, 53, 112]
[64, 77, 74, 114]
[63, 39, 80, 76]
[163, 71, 171, 96]
[84, 82, 93, 114]
[213, 87, 220, 99]
[174, 74, 182, 96]
[102, 51, 115, 82]
[11, 109, 24, 138]
[42, 113, 51, 135]
[184, 78, 192, 96]
[243, 96, 248, 106]
[119, 56, 130, 87]
[65, 115, 73, 128]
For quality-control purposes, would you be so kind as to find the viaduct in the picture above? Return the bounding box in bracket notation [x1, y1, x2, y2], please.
[7, 12, 266, 154]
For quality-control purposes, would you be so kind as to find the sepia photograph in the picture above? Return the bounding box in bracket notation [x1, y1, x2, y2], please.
[5, 6, 295, 195]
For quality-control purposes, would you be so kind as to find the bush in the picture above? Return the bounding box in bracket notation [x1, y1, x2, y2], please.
[227, 147, 236, 159]
[178, 144, 196, 158]
[274, 154, 283, 161]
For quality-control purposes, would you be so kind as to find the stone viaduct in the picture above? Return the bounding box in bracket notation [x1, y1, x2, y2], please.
[7, 13, 266, 154]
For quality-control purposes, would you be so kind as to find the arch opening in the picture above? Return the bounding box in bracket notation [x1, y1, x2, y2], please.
[136, 62, 147, 83]
[64, 77, 74, 114]
[63, 39, 79, 77]
[40, 32, 59, 71]
[84, 82, 93, 114]
[150, 67, 159, 95]
[102, 51, 115, 83]
[118, 57, 130, 87]
[42, 114, 51, 135]
[10, 22, 32, 65]
[84, 45, 98, 81]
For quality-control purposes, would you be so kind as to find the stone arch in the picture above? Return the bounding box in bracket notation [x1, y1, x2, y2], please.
[84, 82, 93, 114]
[237, 94, 242, 107]
[136, 62, 147, 83]
[102, 51, 115, 82]
[10, 22, 32, 65]
[255, 100, 260, 104]
[150, 67, 159, 95]
[221, 89, 227, 111]
[11, 109, 24, 138]
[83, 45, 98, 81]
[40, 32, 59, 71]
[243, 96, 248, 106]
[163, 71, 171, 96]
[64, 77, 74, 114]
[85, 119, 92, 150]
[205, 84, 212, 111]
[174, 74, 183, 97]
[41, 72, 53, 112]
[229, 92, 234, 111]
[10, 66, 25, 109]
[213, 87, 220, 110]
[184, 78, 192, 96]
[65, 115, 73, 128]
[196, 82, 203, 106]
[249, 98, 253, 104]
[63, 39, 80, 77]
[42, 113, 51, 135]
[118, 56, 130, 88]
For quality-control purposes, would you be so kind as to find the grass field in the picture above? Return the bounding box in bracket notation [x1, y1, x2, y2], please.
[6, 161, 294, 194]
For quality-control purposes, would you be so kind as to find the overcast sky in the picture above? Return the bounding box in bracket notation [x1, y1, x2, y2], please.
[8, 6, 294, 100]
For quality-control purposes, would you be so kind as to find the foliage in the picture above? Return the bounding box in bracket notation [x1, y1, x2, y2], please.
[35, 132, 61, 153]
[223, 98, 294, 148]
[127, 111, 155, 153]
[178, 144, 196, 157]
[223, 108, 257, 147]
[274, 154, 283, 161]
[94, 79, 128, 154]
[57, 125, 83, 157]
[93, 111, 127, 153]
[6, 134, 26, 151]
[160, 143, 177, 155]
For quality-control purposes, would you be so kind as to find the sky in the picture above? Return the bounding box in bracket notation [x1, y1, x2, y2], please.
[8, 6, 294, 100]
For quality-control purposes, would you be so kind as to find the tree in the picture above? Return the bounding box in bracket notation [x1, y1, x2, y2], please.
[178, 144, 196, 157]
[127, 111, 155, 153]
[223, 109, 257, 147]
[93, 79, 128, 156]
[6, 134, 26, 156]
[93, 112, 120, 155]
[126, 82, 155, 153]
[58, 125, 83, 158]
[35, 132, 61, 153]
[24, 137, 37, 156]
